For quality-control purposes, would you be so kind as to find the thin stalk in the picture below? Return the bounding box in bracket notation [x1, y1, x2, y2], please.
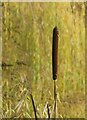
[47, 102, 50, 119]
[54, 80, 57, 118]
[30, 93, 37, 120]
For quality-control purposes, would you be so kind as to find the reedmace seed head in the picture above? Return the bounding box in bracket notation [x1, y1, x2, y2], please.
[52, 26, 58, 80]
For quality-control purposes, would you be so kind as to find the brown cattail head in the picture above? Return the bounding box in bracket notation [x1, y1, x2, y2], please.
[52, 26, 58, 80]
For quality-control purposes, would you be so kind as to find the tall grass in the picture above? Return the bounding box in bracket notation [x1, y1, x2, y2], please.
[2, 2, 85, 118]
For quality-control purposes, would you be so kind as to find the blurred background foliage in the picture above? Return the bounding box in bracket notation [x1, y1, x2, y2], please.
[2, 2, 85, 118]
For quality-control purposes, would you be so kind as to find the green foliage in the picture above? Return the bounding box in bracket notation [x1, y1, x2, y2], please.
[2, 2, 85, 118]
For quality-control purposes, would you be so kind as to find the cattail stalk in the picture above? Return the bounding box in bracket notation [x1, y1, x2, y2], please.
[52, 26, 58, 118]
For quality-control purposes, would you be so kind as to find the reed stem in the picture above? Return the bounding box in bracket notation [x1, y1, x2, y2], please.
[54, 80, 57, 118]
[30, 93, 37, 120]
[47, 102, 50, 119]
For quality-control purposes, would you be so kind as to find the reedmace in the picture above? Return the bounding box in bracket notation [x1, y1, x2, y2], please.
[52, 26, 58, 80]
[52, 26, 59, 118]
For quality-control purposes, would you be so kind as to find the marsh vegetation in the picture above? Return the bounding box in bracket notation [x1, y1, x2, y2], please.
[2, 2, 85, 118]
